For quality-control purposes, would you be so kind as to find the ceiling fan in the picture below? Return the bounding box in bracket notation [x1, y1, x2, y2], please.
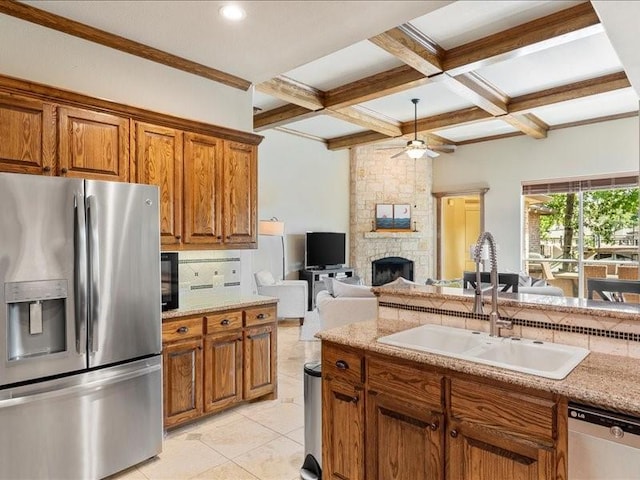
[390, 98, 454, 159]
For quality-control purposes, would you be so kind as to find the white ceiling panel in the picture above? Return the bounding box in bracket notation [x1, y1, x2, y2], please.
[359, 82, 476, 122]
[409, 1, 580, 50]
[284, 41, 405, 91]
[285, 115, 366, 139]
[529, 88, 639, 125]
[435, 119, 519, 142]
[476, 32, 623, 97]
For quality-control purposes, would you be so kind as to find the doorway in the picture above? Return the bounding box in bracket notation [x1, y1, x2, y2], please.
[435, 190, 486, 280]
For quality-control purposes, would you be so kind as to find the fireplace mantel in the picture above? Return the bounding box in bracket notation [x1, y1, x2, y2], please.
[364, 231, 422, 239]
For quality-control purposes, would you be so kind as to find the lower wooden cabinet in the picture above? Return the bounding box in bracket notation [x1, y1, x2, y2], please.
[321, 342, 568, 480]
[162, 303, 277, 429]
[163, 338, 203, 428]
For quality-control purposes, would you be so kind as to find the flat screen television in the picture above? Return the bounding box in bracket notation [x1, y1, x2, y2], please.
[305, 232, 346, 269]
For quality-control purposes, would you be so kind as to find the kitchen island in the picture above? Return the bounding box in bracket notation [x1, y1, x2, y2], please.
[316, 283, 640, 480]
[161, 294, 278, 428]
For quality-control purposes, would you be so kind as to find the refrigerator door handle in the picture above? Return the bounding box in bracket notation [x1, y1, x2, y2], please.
[87, 195, 101, 353]
[74, 193, 88, 355]
[0, 362, 161, 409]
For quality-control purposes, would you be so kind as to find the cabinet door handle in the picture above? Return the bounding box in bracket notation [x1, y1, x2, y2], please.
[177, 326, 189, 334]
[43, 165, 51, 173]
[430, 421, 439, 431]
[334, 392, 359, 404]
[335, 360, 349, 370]
[221, 319, 230, 326]
[60, 167, 68, 174]
[256, 313, 266, 320]
[450, 429, 458, 438]
[216, 235, 222, 240]
[176, 235, 181, 240]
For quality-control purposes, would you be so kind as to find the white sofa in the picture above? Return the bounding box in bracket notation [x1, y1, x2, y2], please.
[315, 280, 378, 331]
[254, 270, 308, 323]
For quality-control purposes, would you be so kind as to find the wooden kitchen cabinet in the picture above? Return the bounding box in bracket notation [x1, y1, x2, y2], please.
[134, 122, 183, 245]
[321, 342, 568, 480]
[0, 93, 56, 175]
[243, 306, 277, 400]
[322, 343, 366, 480]
[203, 311, 243, 413]
[162, 303, 277, 429]
[58, 106, 130, 181]
[162, 317, 204, 428]
[183, 133, 257, 248]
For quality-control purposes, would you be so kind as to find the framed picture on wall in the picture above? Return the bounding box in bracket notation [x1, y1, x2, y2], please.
[375, 204, 394, 229]
[393, 204, 411, 229]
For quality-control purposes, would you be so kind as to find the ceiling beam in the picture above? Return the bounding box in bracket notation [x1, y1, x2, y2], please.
[253, 104, 317, 132]
[324, 65, 430, 109]
[0, 0, 251, 91]
[444, 2, 603, 75]
[327, 106, 402, 137]
[255, 76, 325, 111]
[509, 71, 631, 113]
[327, 131, 391, 151]
[433, 72, 509, 116]
[368, 25, 443, 77]
[501, 113, 548, 139]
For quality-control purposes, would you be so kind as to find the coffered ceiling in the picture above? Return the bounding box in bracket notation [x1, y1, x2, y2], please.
[4, 1, 639, 156]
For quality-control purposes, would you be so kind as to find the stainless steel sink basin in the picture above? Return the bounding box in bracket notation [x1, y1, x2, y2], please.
[377, 324, 589, 380]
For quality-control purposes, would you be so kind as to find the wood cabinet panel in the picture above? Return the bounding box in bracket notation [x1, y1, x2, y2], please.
[183, 132, 223, 245]
[206, 311, 243, 334]
[323, 343, 364, 386]
[447, 421, 555, 480]
[204, 331, 243, 413]
[368, 355, 443, 410]
[163, 338, 203, 428]
[223, 141, 257, 245]
[323, 378, 365, 480]
[449, 377, 556, 445]
[162, 316, 203, 343]
[243, 323, 277, 400]
[58, 106, 129, 181]
[244, 305, 277, 327]
[367, 391, 443, 480]
[0, 94, 55, 175]
[135, 122, 183, 245]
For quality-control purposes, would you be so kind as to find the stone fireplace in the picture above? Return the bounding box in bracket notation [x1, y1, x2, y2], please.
[371, 256, 414, 286]
[349, 145, 435, 285]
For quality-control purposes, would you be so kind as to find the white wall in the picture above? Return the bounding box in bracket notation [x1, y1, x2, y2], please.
[255, 130, 350, 284]
[433, 117, 640, 272]
[0, 15, 252, 131]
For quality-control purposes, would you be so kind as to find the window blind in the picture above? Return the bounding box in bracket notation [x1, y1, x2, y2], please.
[522, 174, 639, 195]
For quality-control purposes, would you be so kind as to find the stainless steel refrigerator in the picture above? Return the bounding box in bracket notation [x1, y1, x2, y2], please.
[0, 172, 163, 479]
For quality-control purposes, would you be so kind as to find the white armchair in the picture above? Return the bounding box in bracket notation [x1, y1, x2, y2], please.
[254, 270, 308, 324]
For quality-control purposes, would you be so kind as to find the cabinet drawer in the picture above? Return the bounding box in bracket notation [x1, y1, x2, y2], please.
[368, 355, 443, 411]
[206, 311, 242, 334]
[449, 377, 556, 443]
[244, 306, 277, 327]
[323, 343, 364, 386]
[162, 317, 203, 343]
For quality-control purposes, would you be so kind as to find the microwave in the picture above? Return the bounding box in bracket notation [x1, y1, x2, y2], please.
[161, 252, 179, 311]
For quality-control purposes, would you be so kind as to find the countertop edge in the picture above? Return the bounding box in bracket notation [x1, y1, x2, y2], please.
[162, 295, 278, 320]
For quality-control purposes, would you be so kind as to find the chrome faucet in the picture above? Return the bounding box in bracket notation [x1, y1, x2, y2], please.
[472, 232, 512, 337]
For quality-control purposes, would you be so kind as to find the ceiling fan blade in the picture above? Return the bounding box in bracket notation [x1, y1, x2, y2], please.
[430, 144, 456, 154]
[390, 150, 406, 159]
[426, 149, 440, 158]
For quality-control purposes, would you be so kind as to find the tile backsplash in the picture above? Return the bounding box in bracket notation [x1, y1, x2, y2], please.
[176, 250, 242, 306]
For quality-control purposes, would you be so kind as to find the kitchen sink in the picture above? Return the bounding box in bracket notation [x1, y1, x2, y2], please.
[377, 324, 589, 380]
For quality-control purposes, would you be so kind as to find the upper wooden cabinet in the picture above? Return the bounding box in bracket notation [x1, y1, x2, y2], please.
[183, 132, 223, 245]
[135, 122, 183, 245]
[58, 106, 130, 182]
[0, 94, 55, 175]
[223, 141, 257, 246]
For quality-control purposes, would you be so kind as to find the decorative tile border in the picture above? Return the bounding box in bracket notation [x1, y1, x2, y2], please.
[379, 301, 640, 343]
[179, 257, 240, 264]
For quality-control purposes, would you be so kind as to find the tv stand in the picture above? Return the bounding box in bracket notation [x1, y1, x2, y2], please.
[300, 267, 355, 310]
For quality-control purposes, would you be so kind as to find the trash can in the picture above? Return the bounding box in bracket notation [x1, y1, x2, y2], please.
[301, 361, 322, 480]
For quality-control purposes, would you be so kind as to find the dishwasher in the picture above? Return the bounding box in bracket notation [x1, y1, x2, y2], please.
[569, 403, 640, 479]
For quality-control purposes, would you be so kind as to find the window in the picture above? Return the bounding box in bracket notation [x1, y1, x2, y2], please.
[522, 175, 639, 299]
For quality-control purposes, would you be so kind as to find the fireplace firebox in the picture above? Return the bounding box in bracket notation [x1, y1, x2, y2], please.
[372, 256, 414, 286]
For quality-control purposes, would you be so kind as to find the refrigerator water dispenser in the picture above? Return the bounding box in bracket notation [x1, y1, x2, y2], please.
[5, 280, 68, 361]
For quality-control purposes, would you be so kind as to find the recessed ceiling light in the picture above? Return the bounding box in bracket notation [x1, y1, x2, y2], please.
[219, 4, 246, 21]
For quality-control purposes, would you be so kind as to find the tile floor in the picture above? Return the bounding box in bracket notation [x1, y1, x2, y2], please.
[112, 320, 320, 480]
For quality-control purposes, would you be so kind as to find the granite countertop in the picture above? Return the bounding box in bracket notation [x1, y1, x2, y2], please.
[317, 318, 640, 417]
[162, 294, 278, 320]
[373, 283, 640, 320]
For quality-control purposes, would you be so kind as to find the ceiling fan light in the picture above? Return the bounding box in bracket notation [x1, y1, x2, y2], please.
[407, 148, 426, 159]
